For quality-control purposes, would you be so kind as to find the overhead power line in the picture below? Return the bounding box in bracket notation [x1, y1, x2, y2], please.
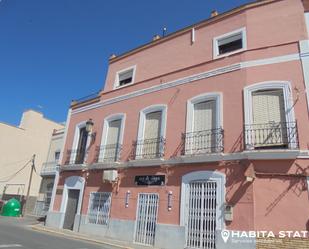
[0, 158, 32, 182]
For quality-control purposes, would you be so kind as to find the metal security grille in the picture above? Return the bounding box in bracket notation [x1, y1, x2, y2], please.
[186, 181, 217, 249]
[87, 192, 112, 225]
[134, 193, 159, 246]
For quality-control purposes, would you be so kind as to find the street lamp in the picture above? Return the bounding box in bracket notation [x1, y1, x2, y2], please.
[86, 118, 94, 133]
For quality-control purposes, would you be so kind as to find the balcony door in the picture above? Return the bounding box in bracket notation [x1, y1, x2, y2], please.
[191, 100, 217, 153]
[75, 127, 88, 164]
[251, 89, 287, 148]
[103, 119, 121, 162]
[141, 111, 162, 158]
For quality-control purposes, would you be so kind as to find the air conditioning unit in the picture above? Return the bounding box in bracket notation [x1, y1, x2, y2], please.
[103, 170, 118, 182]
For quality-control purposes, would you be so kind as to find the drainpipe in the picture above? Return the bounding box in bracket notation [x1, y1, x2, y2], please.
[77, 170, 88, 233]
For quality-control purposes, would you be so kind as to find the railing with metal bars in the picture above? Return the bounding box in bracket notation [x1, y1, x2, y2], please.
[182, 128, 224, 155]
[40, 161, 57, 175]
[64, 149, 88, 165]
[132, 137, 165, 160]
[95, 143, 122, 163]
[244, 121, 299, 150]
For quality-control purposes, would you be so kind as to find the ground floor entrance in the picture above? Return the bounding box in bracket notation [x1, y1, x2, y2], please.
[134, 193, 159, 246]
[186, 180, 217, 249]
[63, 189, 80, 230]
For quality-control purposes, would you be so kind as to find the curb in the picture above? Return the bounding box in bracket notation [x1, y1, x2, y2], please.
[31, 225, 132, 249]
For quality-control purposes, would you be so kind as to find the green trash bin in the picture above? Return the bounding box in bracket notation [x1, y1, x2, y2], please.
[1, 198, 21, 217]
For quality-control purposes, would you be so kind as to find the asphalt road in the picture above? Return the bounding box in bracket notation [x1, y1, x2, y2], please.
[0, 217, 116, 249]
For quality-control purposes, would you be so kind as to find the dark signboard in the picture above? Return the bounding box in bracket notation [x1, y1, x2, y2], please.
[135, 175, 165, 186]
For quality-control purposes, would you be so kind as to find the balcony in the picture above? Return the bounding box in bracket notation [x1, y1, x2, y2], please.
[95, 143, 122, 163]
[64, 149, 88, 165]
[244, 121, 299, 150]
[132, 137, 165, 160]
[181, 128, 224, 156]
[40, 161, 57, 175]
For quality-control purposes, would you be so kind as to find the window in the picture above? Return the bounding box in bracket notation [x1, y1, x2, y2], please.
[115, 66, 136, 88]
[87, 192, 112, 225]
[250, 89, 288, 148]
[54, 151, 60, 161]
[243, 82, 298, 150]
[135, 105, 167, 159]
[99, 114, 125, 163]
[101, 119, 122, 162]
[185, 93, 223, 155]
[144, 111, 162, 140]
[69, 121, 91, 165]
[213, 28, 246, 58]
[75, 127, 89, 164]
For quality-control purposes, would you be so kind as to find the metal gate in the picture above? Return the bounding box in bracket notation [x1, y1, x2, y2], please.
[186, 181, 217, 249]
[134, 193, 159, 246]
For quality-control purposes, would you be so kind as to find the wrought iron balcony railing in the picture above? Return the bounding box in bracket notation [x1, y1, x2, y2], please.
[95, 143, 122, 163]
[132, 137, 165, 160]
[244, 121, 299, 150]
[40, 161, 57, 175]
[64, 149, 88, 165]
[181, 128, 224, 155]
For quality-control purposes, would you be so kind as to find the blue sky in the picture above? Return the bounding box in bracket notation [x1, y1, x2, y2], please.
[0, 0, 251, 125]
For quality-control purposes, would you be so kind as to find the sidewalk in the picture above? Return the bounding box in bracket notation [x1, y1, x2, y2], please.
[31, 223, 134, 249]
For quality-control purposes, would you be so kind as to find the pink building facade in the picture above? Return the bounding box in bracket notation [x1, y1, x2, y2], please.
[47, 1, 309, 248]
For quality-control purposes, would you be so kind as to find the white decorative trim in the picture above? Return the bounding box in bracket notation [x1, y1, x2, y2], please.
[71, 53, 301, 115]
[243, 81, 297, 149]
[63, 149, 304, 171]
[113, 65, 136, 90]
[180, 171, 226, 234]
[99, 113, 126, 160]
[241, 53, 300, 68]
[213, 27, 247, 59]
[59, 176, 85, 228]
[186, 92, 223, 133]
[305, 13, 309, 38]
[59, 109, 72, 165]
[299, 40, 309, 112]
[307, 177, 309, 197]
[191, 28, 195, 43]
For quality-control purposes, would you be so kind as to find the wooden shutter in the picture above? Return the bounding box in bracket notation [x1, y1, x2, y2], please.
[193, 100, 216, 132]
[144, 111, 162, 139]
[252, 89, 286, 124]
[106, 119, 121, 145]
[252, 89, 287, 146]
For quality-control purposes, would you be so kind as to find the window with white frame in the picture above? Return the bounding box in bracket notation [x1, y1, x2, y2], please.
[213, 28, 246, 58]
[100, 119, 122, 162]
[115, 66, 136, 88]
[243, 82, 298, 150]
[135, 105, 167, 159]
[74, 126, 89, 164]
[87, 192, 112, 225]
[185, 94, 223, 155]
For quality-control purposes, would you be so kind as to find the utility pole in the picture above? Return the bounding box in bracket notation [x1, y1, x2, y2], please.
[23, 154, 35, 216]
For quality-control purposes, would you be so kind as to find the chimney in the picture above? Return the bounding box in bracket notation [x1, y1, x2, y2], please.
[211, 10, 218, 17]
[152, 34, 161, 41]
[109, 54, 117, 60]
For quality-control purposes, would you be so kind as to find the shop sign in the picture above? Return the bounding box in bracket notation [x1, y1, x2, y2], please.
[135, 175, 165, 186]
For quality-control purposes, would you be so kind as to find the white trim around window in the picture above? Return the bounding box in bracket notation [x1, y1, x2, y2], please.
[180, 171, 226, 230]
[99, 113, 126, 161]
[186, 92, 223, 133]
[70, 121, 92, 164]
[243, 81, 295, 125]
[213, 27, 247, 59]
[137, 104, 167, 141]
[113, 65, 137, 89]
[243, 81, 297, 149]
[59, 175, 85, 229]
